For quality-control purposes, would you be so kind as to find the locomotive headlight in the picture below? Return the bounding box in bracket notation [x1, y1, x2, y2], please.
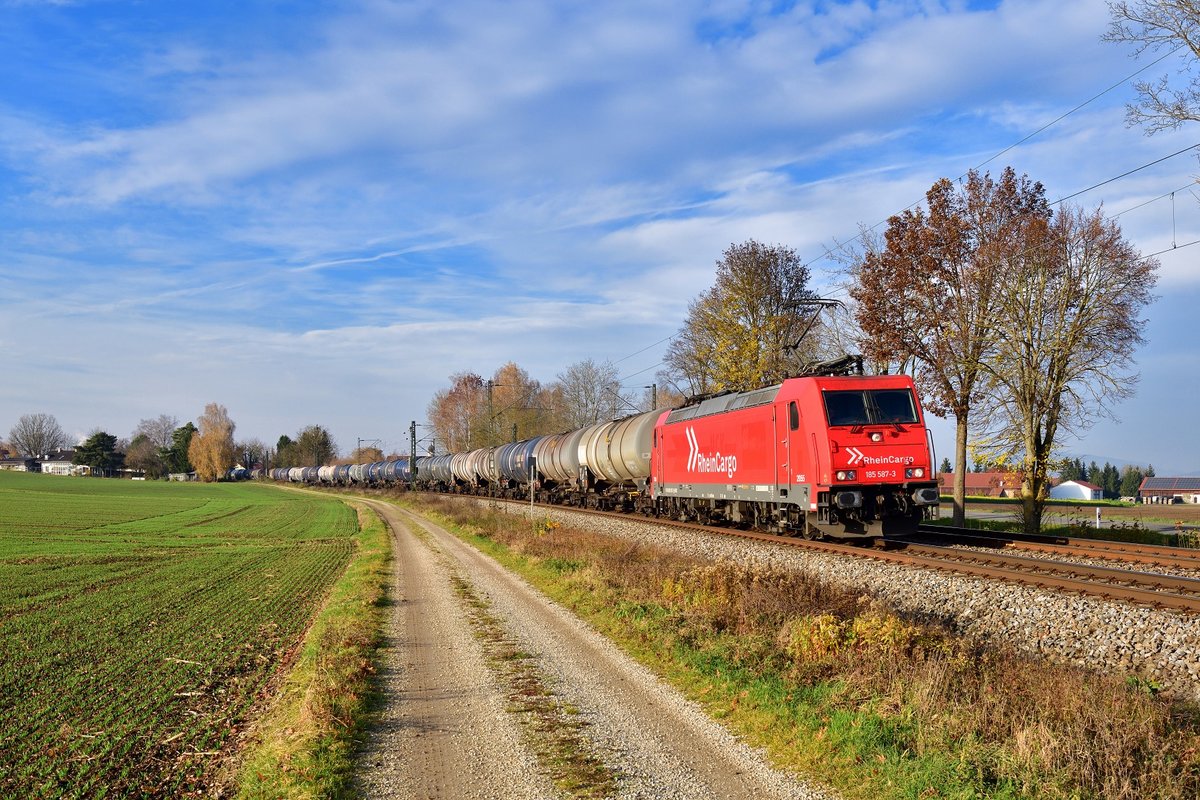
[835, 470, 856, 481]
[905, 467, 926, 478]
[869, 432, 883, 442]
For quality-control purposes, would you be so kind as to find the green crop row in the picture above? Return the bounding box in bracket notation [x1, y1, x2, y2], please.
[0, 472, 358, 798]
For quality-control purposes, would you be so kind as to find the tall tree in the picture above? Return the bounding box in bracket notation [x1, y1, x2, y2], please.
[1105, 2, 1200, 132]
[188, 403, 236, 482]
[553, 358, 626, 429]
[1120, 465, 1146, 498]
[125, 435, 165, 478]
[165, 423, 197, 474]
[982, 205, 1157, 532]
[134, 415, 178, 451]
[427, 371, 486, 452]
[850, 168, 1050, 526]
[663, 240, 820, 396]
[73, 431, 121, 476]
[291, 425, 337, 466]
[8, 413, 69, 457]
[274, 435, 295, 468]
[1058, 458, 1082, 483]
[486, 362, 551, 445]
[126, 415, 179, 478]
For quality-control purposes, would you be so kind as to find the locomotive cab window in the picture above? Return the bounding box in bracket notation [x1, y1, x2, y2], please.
[788, 401, 799, 431]
[823, 389, 919, 426]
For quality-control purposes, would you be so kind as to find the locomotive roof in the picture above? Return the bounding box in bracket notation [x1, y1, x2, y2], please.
[664, 374, 917, 425]
[665, 384, 782, 423]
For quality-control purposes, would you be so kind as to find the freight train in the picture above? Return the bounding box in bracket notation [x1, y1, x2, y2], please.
[270, 367, 941, 541]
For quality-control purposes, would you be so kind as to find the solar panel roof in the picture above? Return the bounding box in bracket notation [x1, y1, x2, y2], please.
[1139, 477, 1200, 492]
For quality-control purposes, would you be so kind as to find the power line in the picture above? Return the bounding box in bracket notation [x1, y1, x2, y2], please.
[968, 44, 1185, 175]
[611, 334, 674, 365]
[803, 44, 1192, 273]
[1110, 182, 1197, 219]
[1052, 143, 1199, 205]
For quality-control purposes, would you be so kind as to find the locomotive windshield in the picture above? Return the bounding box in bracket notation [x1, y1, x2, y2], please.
[823, 389, 919, 426]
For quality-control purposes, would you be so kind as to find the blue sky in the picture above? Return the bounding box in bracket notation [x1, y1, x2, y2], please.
[2, 0, 1198, 473]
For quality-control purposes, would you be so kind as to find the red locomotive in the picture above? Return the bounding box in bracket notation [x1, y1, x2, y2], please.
[651, 372, 940, 538]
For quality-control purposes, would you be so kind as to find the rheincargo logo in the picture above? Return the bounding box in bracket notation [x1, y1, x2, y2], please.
[686, 427, 738, 478]
[847, 447, 914, 467]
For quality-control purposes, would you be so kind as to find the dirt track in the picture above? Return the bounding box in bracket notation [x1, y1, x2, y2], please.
[354, 499, 832, 800]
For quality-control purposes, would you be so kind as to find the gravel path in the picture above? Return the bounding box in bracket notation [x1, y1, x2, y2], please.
[354, 501, 555, 799]
[357, 499, 834, 800]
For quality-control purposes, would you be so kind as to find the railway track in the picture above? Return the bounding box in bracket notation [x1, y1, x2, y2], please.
[907, 523, 1200, 572]
[476, 496, 1200, 614]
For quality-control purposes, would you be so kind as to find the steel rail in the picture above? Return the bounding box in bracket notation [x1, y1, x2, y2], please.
[911, 524, 1200, 571]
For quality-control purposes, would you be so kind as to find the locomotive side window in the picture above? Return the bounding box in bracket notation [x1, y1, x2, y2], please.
[788, 401, 799, 431]
[823, 389, 919, 426]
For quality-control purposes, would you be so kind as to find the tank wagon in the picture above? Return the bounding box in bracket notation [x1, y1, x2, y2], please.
[269, 372, 939, 541]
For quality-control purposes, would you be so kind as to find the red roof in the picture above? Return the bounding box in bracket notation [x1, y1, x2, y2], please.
[938, 471, 1023, 493]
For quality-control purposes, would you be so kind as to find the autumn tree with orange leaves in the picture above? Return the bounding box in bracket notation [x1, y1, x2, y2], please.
[188, 402, 236, 482]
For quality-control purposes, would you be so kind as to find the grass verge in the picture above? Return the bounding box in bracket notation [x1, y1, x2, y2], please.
[404, 494, 1200, 800]
[233, 503, 390, 799]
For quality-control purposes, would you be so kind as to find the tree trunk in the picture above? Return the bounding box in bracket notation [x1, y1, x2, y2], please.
[1021, 437, 1050, 535]
[953, 414, 968, 527]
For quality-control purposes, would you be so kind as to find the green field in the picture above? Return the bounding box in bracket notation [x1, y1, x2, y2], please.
[0, 471, 358, 798]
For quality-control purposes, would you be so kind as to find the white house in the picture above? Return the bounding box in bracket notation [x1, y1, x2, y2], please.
[1049, 480, 1104, 501]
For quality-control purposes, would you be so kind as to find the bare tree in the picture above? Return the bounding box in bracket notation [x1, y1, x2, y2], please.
[122, 415, 179, 478]
[553, 359, 625, 428]
[663, 240, 820, 396]
[1105, 1, 1200, 132]
[8, 413, 69, 457]
[188, 403, 236, 482]
[982, 205, 1158, 533]
[133, 415, 178, 452]
[849, 168, 1051, 526]
[235, 438, 270, 470]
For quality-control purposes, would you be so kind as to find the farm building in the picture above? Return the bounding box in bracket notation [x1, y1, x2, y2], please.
[938, 471, 1024, 498]
[1049, 480, 1104, 501]
[1138, 476, 1200, 504]
[0, 457, 38, 472]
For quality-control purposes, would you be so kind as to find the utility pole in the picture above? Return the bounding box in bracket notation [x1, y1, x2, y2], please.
[410, 421, 418, 479]
[645, 383, 657, 409]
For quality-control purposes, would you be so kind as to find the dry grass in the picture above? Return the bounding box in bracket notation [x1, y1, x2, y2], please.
[415, 494, 1200, 800]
